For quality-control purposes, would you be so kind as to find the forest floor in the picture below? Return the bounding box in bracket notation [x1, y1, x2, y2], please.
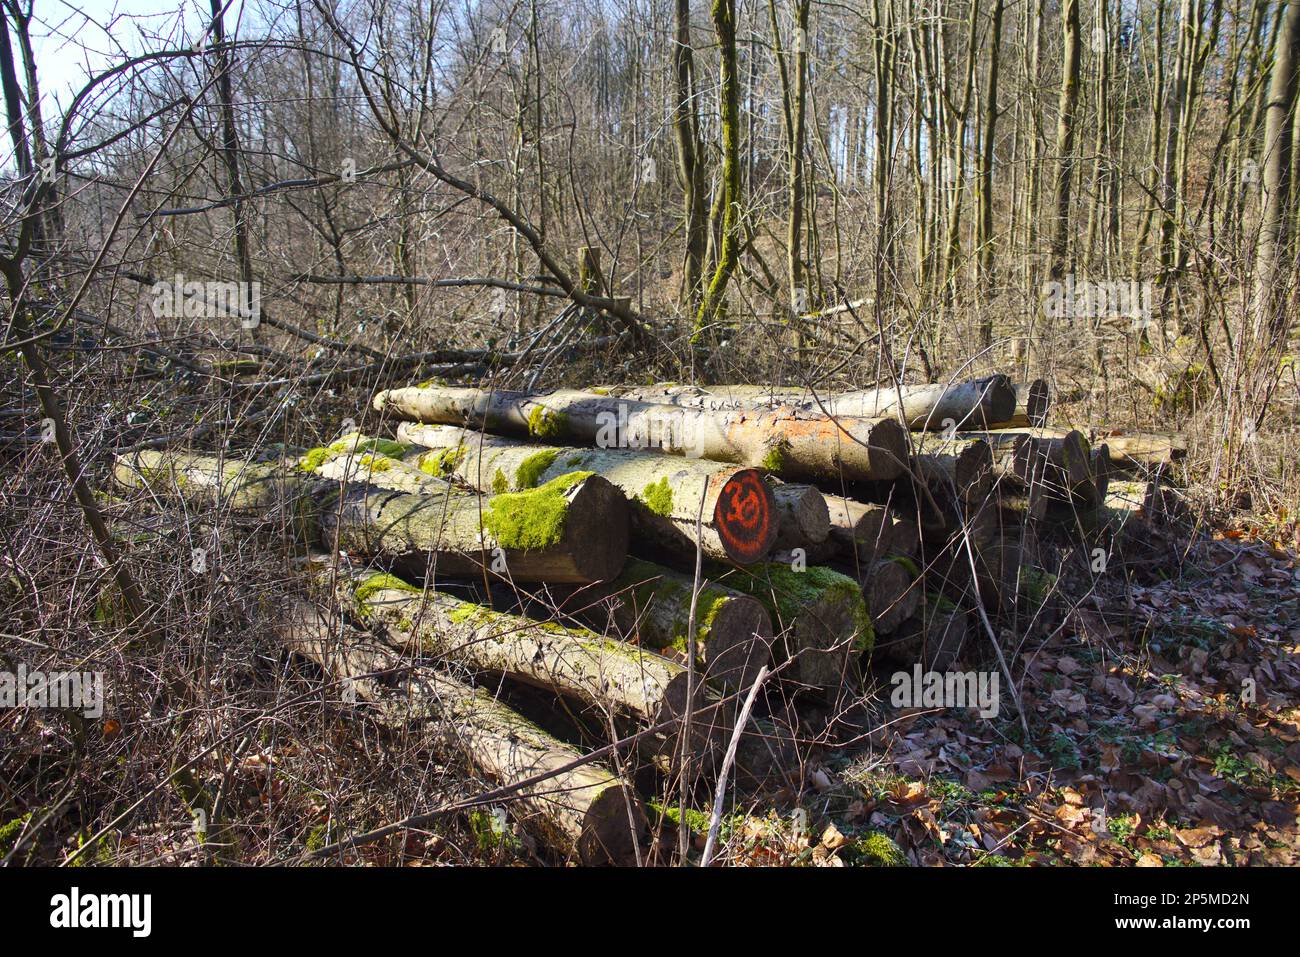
[724, 524, 1300, 867]
[4, 371, 1298, 867]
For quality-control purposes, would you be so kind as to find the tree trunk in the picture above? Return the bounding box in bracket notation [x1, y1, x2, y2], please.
[992, 379, 1051, 427]
[114, 450, 629, 583]
[565, 557, 773, 694]
[375, 386, 908, 483]
[710, 563, 871, 696]
[694, 0, 742, 340]
[672, 0, 709, 310]
[910, 434, 996, 498]
[825, 497, 921, 562]
[961, 428, 1094, 499]
[601, 376, 1016, 429]
[855, 558, 921, 634]
[978, 0, 1007, 335]
[280, 603, 646, 866]
[395, 422, 779, 564]
[1047, 0, 1082, 295]
[770, 482, 831, 551]
[329, 567, 729, 760]
[1255, 0, 1300, 336]
[876, 599, 971, 670]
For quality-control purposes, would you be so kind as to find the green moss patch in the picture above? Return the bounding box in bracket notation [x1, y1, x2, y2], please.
[299, 433, 409, 473]
[353, 572, 422, 603]
[417, 445, 466, 477]
[482, 471, 593, 550]
[760, 441, 790, 473]
[845, 830, 907, 866]
[527, 405, 568, 440]
[1017, 567, 1057, 605]
[887, 555, 921, 578]
[639, 476, 674, 516]
[0, 812, 32, 854]
[515, 448, 561, 489]
[719, 563, 874, 653]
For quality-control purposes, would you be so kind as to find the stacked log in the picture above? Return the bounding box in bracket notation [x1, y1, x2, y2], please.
[560, 557, 773, 694]
[597, 375, 1017, 429]
[706, 563, 872, 695]
[825, 496, 920, 562]
[328, 566, 732, 760]
[374, 386, 910, 483]
[280, 602, 647, 865]
[394, 422, 780, 564]
[110, 369, 1194, 848]
[114, 448, 629, 583]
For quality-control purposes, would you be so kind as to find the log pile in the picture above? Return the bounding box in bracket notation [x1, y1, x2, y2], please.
[112, 374, 1190, 864]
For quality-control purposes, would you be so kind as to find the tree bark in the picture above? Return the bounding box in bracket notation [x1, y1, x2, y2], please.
[564, 557, 773, 694]
[991, 379, 1050, 428]
[710, 563, 871, 696]
[1047, 0, 1082, 290]
[694, 0, 742, 340]
[671, 0, 708, 309]
[114, 450, 629, 583]
[876, 599, 971, 670]
[1254, 0, 1300, 336]
[854, 558, 920, 634]
[280, 602, 646, 865]
[825, 497, 920, 562]
[375, 386, 908, 483]
[601, 376, 1016, 430]
[770, 482, 831, 551]
[395, 422, 779, 564]
[329, 567, 729, 760]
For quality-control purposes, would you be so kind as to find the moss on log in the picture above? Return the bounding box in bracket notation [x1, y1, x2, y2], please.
[569, 557, 772, 694]
[374, 386, 908, 483]
[709, 563, 872, 695]
[115, 450, 629, 584]
[332, 567, 729, 761]
[280, 602, 646, 865]
[395, 422, 778, 564]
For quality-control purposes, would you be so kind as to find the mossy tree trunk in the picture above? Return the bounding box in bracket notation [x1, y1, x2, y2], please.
[564, 557, 772, 694]
[395, 422, 779, 564]
[281, 603, 647, 865]
[114, 450, 629, 584]
[711, 563, 871, 696]
[329, 567, 729, 761]
[672, 0, 709, 310]
[693, 0, 742, 343]
[375, 386, 909, 483]
[601, 377, 1016, 430]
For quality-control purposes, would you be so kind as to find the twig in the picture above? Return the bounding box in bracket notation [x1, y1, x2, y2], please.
[700, 665, 769, 867]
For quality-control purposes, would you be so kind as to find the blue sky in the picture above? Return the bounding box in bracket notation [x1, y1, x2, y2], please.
[26, 0, 251, 106]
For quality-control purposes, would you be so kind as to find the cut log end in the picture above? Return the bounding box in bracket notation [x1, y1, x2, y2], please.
[579, 785, 649, 867]
[786, 593, 867, 694]
[866, 417, 910, 481]
[697, 596, 774, 693]
[771, 482, 831, 549]
[558, 473, 632, 582]
[1023, 379, 1050, 426]
[713, 469, 779, 563]
[862, 559, 920, 634]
